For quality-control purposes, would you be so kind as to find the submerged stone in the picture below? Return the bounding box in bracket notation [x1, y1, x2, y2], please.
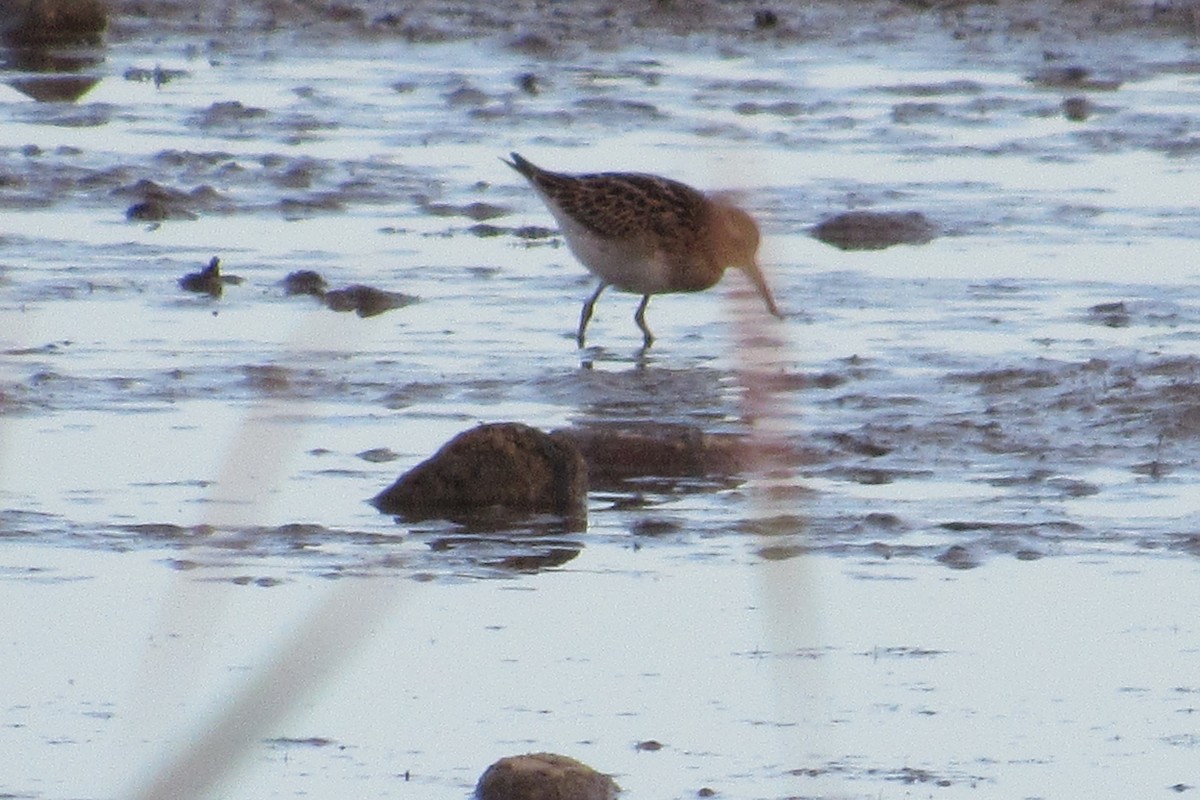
[373, 422, 587, 525]
[118, 178, 221, 221]
[281, 269, 328, 297]
[811, 210, 937, 250]
[323, 284, 417, 317]
[475, 753, 619, 800]
[557, 422, 747, 486]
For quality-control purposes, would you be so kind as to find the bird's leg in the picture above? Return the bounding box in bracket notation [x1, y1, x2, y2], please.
[634, 294, 654, 349]
[578, 282, 607, 348]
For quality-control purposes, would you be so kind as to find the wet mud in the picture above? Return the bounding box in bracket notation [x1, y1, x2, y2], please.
[0, 1, 1195, 575]
[3, 2, 1200, 798]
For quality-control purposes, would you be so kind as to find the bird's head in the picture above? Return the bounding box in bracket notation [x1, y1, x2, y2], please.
[712, 201, 782, 319]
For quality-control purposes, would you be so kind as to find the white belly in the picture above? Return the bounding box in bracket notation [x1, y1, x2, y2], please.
[554, 213, 673, 294]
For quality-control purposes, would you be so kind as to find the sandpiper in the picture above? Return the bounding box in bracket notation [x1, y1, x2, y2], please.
[504, 152, 782, 349]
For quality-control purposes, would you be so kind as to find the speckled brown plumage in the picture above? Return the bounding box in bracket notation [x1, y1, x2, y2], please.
[517, 167, 709, 242]
[505, 152, 782, 348]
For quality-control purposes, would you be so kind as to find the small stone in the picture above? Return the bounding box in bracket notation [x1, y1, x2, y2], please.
[515, 72, 541, 95]
[811, 210, 937, 251]
[323, 284, 417, 317]
[282, 270, 328, 297]
[127, 199, 170, 221]
[475, 753, 618, 800]
[753, 9, 778, 29]
[118, 179, 201, 221]
[1088, 300, 1130, 328]
[357, 447, 399, 463]
[1062, 96, 1092, 121]
[1028, 66, 1121, 91]
[936, 544, 979, 570]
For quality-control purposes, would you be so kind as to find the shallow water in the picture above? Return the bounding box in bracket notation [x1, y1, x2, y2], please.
[2, 24, 1200, 800]
[6, 546, 1200, 799]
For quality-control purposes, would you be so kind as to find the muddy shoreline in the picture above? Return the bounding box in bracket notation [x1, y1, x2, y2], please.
[4, 2, 1200, 797]
[5, 0, 1200, 567]
[103, 0, 1199, 55]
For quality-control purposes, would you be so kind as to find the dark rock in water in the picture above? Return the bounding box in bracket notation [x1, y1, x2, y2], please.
[127, 198, 198, 221]
[512, 225, 557, 240]
[469, 223, 507, 238]
[556, 422, 747, 488]
[126, 199, 170, 221]
[356, 447, 397, 463]
[475, 753, 619, 800]
[936, 544, 979, 570]
[1062, 95, 1092, 122]
[324, 284, 417, 317]
[373, 422, 588, 525]
[282, 269, 328, 297]
[515, 72, 540, 95]
[505, 32, 558, 57]
[118, 178, 221, 221]
[811, 210, 937, 250]
[196, 99, 268, 128]
[753, 9, 779, 29]
[1088, 300, 1130, 327]
[179, 257, 224, 297]
[1027, 65, 1122, 91]
[1, 0, 108, 47]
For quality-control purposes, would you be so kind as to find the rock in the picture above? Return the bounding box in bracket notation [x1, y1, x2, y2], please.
[515, 72, 541, 95]
[1088, 300, 1130, 327]
[556, 422, 747, 487]
[281, 269, 328, 297]
[753, 9, 779, 29]
[1026, 65, 1121, 91]
[372, 423, 588, 525]
[0, 0, 108, 47]
[117, 179, 221, 221]
[323, 284, 417, 317]
[475, 753, 619, 800]
[811, 210, 937, 250]
[127, 198, 198, 221]
[1062, 95, 1092, 121]
[936, 544, 980, 570]
[196, 99, 268, 128]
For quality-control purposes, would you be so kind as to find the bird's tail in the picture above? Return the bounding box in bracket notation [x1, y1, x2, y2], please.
[501, 151, 537, 179]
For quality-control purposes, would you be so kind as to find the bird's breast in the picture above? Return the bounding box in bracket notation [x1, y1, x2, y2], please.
[553, 217, 675, 294]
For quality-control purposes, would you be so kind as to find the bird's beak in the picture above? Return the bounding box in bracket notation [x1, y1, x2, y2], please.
[741, 260, 783, 319]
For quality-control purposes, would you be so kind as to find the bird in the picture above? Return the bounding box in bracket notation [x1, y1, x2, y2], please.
[178, 256, 224, 297]
[503, 152, 782, 349]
